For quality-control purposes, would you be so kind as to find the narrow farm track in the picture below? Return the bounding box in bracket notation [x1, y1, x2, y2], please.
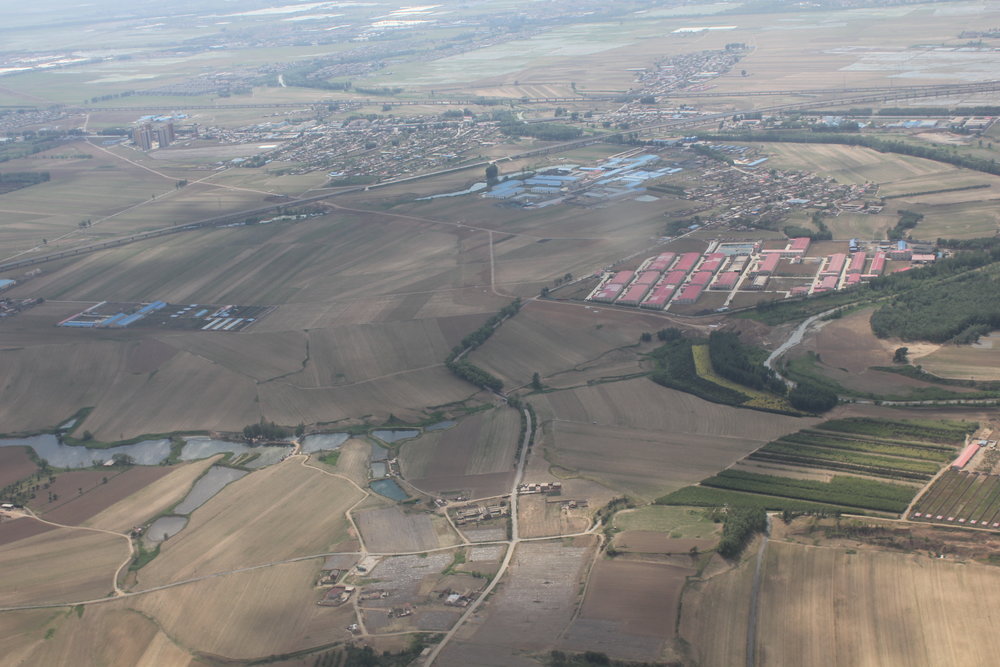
[746, 515, 772, 667]
[10, 508, 134, 597]
[423, 405, 533, 666]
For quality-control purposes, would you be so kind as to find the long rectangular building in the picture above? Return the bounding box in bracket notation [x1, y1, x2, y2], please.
[869, 251, 886, 275]
[699, 252, 726, 274]
[640, 283, 677, 309]
[672, 252, 701, 274]
[663, 269, 688, 286]
[646, 252, 676, 272]
[756, 253, 781, 276]
[591, 270, 635, 302]
[822, 253, 847, 276]
[848, 252, 867, 274]
[711, 271, 740, 290]
[616, 271, 661, 305]
[690, 270, 715, 286]
[674, 283, 704, 304]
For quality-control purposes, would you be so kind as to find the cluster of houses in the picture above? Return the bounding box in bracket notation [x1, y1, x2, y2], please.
[451, 502, 510, 526]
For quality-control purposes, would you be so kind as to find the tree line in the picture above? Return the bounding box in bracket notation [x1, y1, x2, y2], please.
[444, 299, 521, 393]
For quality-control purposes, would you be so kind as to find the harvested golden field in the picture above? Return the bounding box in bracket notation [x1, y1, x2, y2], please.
[134, 559, 354, 660]
[904, 198, 1000, 240]
[915, 334, 1000, 381]
[399, 408, 520, 499]
[757, 143, 955, 185]
[0, 526, 126, 606]
[822, 212, 898, 242]
[756, 541, 1000, 667]
[0, 143, 173, 251]
[84, 457, 218, 532]
[533, 379, 815, 499]
[136, 460, 362, 587]
[0, 604, 196, 667]
[679, 553, 755, 667]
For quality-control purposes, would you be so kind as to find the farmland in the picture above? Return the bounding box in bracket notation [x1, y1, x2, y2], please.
[754, 541, 1000, 667]
[437, 538, 597, 667]
[661, 419, 970, 514]
[398, 407, 521, 499]
[909, 470, 1000, 527]
[0, 526, 125, 606]
[0, 604, 196, 667]
[135, 460, 362, 587]
[559, 560, 694, 662]
[134, 558, 354, 659]
[915, 334, 1000, 381]
[0, 447, 36, 488]
[532, 378, 814, 500]
[2, 0, 1000, 663]
[355, 506, 460, 554]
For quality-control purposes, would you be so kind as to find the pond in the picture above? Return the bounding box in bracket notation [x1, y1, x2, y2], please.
[301, 433, 349, 453]
[0, 434, 171, 469]
[370, 461, 388, 479]
[173, 466, 248, 515]
[424, 420, 456, 431]
[370, 443, 389, 461]
[371, 429, 420, 443]
[145, 515, 188, 544]
[370, 478, 408, 501]
[179, 437, 292, 468]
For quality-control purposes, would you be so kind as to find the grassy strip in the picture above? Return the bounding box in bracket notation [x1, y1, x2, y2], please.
[649, 339, 747, 406]
[780, 432, 953, 461]
[655, 486, 857, 514]
[318, 451, 340, 467]
[758, 441, 939, 475]
[747, 452, 931, 482]
[881, 183, 990, 200]
[129, 543, 159, 572]
[749, 451, 933, 481]
[817, 417, 975, 444]
[701, 469, 916, 513]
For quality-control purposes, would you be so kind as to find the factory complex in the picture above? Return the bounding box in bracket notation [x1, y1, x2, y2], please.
[585, 236, 938, 312]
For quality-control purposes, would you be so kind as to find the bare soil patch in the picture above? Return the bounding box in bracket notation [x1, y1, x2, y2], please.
[559, 559, 694, 660]
[613, 531, 715, 554]
[0, 516, 56, 546]
[438, 537, 597, 667]
[356, 507, 444, 554]
[517, 494, 590, 538]
[0, 447, 37, 487]
[124, 338, 178, 374]
[40, 465, 176, 526]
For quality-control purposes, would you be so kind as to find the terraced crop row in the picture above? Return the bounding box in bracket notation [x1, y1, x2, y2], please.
[911, 470, 1000, 527]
